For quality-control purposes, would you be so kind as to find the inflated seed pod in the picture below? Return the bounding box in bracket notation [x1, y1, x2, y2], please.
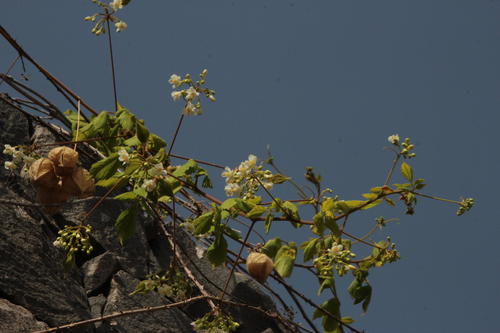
[29, 158, 59, 188]
[36, 185, 71, 215]
[61, 167, 95, 198]
[48, 146, 79, 176]
[246, 252, 274, 284]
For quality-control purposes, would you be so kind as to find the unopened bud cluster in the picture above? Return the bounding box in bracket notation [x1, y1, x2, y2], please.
[53, 224, 93, 255]
[221, 154, 274, 198]
[388, 134, 416, 159]
[191, 312, 240, 333]
[169, 69, 216, 116]
[457, 197, 474, 216]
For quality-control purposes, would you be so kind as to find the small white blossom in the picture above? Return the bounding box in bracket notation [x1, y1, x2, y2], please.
[3, 144, 15, 155]
[247, 154, 257, 168]
[53, 239, 64, 248]
[388, 134, 400, 145]
[4, 161, 15, 170]
[12, 150, 24, 162]
[329, 243, 344, 257]
[221, 167, 234, 181]
[182, 102, 197, 116]
[115, 21, 128, 32]
[142, 179, 157, 192]
[109, 0, 123, 11]
[118, 149, 130, 164]
[150, 163, 167, 177]
[171, 91, 182, 101]
[169, 74, 182, 88]
[184, 86, 199, 101]
[224, 183, 242, 197]
[195, 245, 206, 259]
[262, 181, 273, 190]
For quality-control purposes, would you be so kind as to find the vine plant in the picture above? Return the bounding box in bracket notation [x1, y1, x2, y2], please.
[1, 2, 474, 333]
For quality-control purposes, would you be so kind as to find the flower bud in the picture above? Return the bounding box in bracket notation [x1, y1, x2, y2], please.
[29, 158, 58, 188]
[246, 252, 274, 283]
[48, 146, 79, 176]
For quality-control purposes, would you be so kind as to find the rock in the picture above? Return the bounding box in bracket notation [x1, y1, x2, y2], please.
[89, 294, 107, 330]
[0, 184, 93, 333]
[0, 298, 49, 332]
[102, 270, 195, 333]
[83, 251, 119, 295]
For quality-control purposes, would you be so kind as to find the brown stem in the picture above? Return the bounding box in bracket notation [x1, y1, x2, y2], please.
[105, 13, 118, 112]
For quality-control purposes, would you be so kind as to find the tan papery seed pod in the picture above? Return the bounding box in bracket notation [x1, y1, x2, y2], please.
[61, 167, 95, 198]
[29, 158, 58, 188]
[246, 252, 274, 284]
[48, 146, 79, 176]
[36, 185, 71, 215]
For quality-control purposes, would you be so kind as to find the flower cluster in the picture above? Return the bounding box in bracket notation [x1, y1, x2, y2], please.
[53, 224, 93, 270]
[457, 197, 475, 216]
[314, 241, 356, 277]
[131, 268, 191, 300]
[84, 0, 128, 35]
[221, 154, 274, 198]
[169, 69, 216, 116]
[388, 134, 416, 159]
[3, 144, 36, 171]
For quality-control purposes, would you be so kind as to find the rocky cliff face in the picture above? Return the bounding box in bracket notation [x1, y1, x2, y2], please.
[0, 95, 285, 333]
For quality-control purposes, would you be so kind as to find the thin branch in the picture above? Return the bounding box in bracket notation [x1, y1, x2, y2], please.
[0, 54, 20, 86]
[105, 12, 118, 111]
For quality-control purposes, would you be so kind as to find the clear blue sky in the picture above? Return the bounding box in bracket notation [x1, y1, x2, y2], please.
[2, 1, 499, 332]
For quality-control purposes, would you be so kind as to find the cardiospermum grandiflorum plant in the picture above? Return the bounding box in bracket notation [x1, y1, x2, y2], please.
[1, 3, 476, 332]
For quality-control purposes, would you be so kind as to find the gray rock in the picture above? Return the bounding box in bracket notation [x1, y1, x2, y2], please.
[0, 185, 93, 333]
[83, 251, 119, 295]
[89, 294, 107, 330]
[103, 270, 195, 333]
[0, 298, 49, 332]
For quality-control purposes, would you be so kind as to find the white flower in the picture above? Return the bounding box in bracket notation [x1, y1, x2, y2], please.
[12, 150, 24, 162]
[262, 181, 273, 190]
[329, 243, 344, 257]
[169, 74, 182, 88]
[142, 179, 157, 192]
[150, 163, 167, 177]
[118, 149, 130, 164]
[221, 167, 234, 181]
[115, 21, 127, 32]
[195, 245, 206, 259]
[388, 134, 400, 145]
[3, 144, 15, 155]
[171, 91, 182, 102]
[109, 0, 123, 11]
[224, 183, 242, 197]
[184, 86, 199, 101]
[182, 102, 197, 116]
[4, 161, 15, 170]
[246, 154, 257, 168]
[53, 239, 64, 248]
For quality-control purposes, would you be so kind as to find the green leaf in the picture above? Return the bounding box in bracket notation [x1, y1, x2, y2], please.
[302, 238, 319, 262]
[96, 175, 128, 188]
[133, 187, 148, 199]
[114, 191, 138, 200]
[157, 178, 174, 197]
[147, 134, 167, 153]
[136, 122, 150, 144]
[173, 159, 197, 177]
[118, 112, 136, 131]
[264, 213, 274, 233]
[234, 199, 255, 213]
[192, 212, 214, 235]
[246, 205, 267, 219]
[313, 298, 341, 333]
[220, 198, 237, 210]
[274, 244, 296, 278]
[281, 201, 300, 221]
[91, 111, 110, 130]
[115, 205, 138, 245]
[261, 237, 282, 259]
[90, 153, 121, 180]
[206, 235, 227, 266]
[124, 135, 142, 146]
[401, 162, 413, 182]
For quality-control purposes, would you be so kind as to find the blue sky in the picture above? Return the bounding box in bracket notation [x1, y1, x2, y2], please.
[1, 1, 499, 332]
